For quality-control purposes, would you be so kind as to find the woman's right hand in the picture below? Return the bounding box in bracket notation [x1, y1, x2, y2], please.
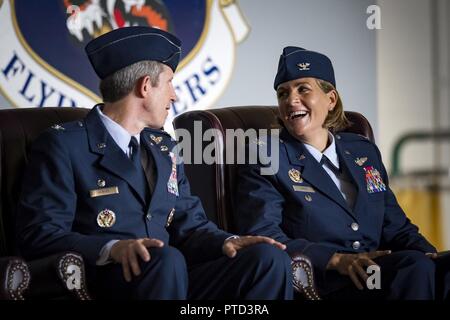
[326, 250, 391, 290]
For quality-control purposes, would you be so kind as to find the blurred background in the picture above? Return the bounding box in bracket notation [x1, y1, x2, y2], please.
[1, 0, 449, 249]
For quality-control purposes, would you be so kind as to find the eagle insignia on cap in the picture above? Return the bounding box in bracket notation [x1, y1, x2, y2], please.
[297, 63, 311, 71]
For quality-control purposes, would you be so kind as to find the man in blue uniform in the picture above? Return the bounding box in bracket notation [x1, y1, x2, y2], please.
[16, 26, 293, 300]
[235, 46, 449, 299]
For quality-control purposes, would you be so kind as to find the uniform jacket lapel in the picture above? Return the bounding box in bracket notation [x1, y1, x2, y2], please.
[84, 106, 147, 205]
[335, 137, 368, 218]
[281, 130, 355, 218]
[140, 129, 173, 213]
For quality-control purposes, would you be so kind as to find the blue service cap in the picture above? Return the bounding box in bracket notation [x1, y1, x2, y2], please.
[85, 26, 181, 79]
[273, 46, 336, 90]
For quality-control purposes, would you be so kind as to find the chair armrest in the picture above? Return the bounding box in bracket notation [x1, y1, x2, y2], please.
[26, 251, 91, 300]
[0, 256, 30, 300]
[290, 253, 321, 300]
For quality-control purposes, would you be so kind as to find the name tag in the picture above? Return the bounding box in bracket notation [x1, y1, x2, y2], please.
[293, 185, 315, 193]
[89, 186, 119, 198]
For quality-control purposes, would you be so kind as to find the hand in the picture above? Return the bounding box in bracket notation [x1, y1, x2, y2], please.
[222, 235, 286, 258]
[326, 250, 391, 290]
[110, 238, 164, 282]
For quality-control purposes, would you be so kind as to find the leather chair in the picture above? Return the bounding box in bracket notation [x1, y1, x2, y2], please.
[0, 107, 91, 300]
[0, 256, 29, 300]
[173, 106, 375, 300]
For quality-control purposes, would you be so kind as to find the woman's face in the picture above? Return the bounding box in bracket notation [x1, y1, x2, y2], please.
[277, 77, 336, 141]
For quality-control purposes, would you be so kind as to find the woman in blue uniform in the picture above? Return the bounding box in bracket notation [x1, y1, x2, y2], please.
[235, 46, 448, 299]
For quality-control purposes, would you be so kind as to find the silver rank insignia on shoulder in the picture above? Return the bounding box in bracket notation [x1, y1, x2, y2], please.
[355, 157, 368, 166]
[166, 208, 175, 227]
[288, 168, 303, 183]
[297, 62, 311, 71]
[51, 124, 65, 130]
[150, 134, 163, 144]
[97, 209, 116, 228]
[160, 145, 168, 152]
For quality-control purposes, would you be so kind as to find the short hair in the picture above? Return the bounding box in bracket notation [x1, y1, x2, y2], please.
[99, 60, 164, 103]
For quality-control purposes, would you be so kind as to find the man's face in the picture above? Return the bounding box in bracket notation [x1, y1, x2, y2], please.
[277, 77, 333, 141]
[145, 64, 177, 129]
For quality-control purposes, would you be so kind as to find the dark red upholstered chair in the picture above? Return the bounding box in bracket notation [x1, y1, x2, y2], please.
[0, 107, 91, 300]
[173, 106, 375, 300]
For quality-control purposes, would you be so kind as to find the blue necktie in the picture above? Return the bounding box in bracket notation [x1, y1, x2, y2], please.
[320, 155, 341, 176]
[129, 136, 141, 168]
[129, 136, 155, 197]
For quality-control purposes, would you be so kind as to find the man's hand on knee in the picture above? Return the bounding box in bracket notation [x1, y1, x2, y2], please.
[222, 235, 286, 258]
[111, 238, 164, 282]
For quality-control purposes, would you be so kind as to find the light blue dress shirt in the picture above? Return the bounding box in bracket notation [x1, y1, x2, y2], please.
[97, 106, 140, 155]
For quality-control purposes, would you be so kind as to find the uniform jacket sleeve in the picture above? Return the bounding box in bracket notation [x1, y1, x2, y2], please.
[373, 143, 436, 253]
[167, 156, 231, 266]
[16, 130, 115, 265]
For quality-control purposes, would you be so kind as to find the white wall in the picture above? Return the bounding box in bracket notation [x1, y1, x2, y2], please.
[0, 94, 9, 108]
[377, 0, 434, 173]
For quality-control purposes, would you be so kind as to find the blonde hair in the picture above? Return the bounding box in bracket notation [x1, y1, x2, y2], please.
[316, 79, 351, 132]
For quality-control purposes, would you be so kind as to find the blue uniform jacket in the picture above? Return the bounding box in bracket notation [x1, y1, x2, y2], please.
[235, 129, 435, 284]
[16, 107, 230, 266]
